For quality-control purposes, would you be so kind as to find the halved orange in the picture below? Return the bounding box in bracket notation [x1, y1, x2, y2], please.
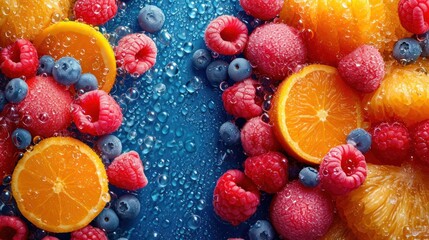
[270, 64, 363, 164]
[11, 137, 110, 233]
[33, 21, 117, 93]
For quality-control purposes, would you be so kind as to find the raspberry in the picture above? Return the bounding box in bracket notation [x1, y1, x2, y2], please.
[107, 151, 148, 191]
[204, 15, 248, 55]
[213, 169, 260, 226]
[410, 119, 429, 164]
[239, 0, 283, 20]
[399, 0, 429, 34]
[0, 118, 18, 177]
[41, 237, 59, 240]
[338, 45, 385, 93]
[370, 121, 411, 165]
[0, 216, 28, 240]
[72, 90, 123, 136]
[245, 23, 306, 81]
[115, 33, 157, 76]
[270, 181, 334, 240]
[16, 76, 73, 138]
[240, 117, 281, 156]
[71, 225, 107, 240]
[0, 39, 38, 79]
[244, 151, 288, 193]
[73, 0, 118, 26]
[319, 144, 367, 195]
[222, 79, 263, 119]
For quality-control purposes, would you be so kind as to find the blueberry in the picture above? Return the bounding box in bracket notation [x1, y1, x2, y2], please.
[219, 121, 240, 146]
[96, 135, 122, 160]
[205, 60, 229, 87]
[393, 38, 422, 64]
[74, 73, 98, 93]
[248, 220, 275, 240]
[228, 58, 252, 82]
[346, 128, 371, 154]
[115, 194, 141, 220]
[299, 167, 320, 188]
[192, 49, 212, 70]
[94, 208, 119, 232]
[138, 5, 165, 33]
[117, 238, 128, 240]
[11, 128, 32, 150]
[37, 55, 55, 76]
[5, 78, 28, 103]
[52, 57, 82, 86]
[0, 90, 6, 112]
[416, 32, 429, 57]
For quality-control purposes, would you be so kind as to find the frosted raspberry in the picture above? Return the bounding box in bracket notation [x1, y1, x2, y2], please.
[71, 225, 107, 240]
[399, 0, 429, 34]
[244, 151, 288, 193]
[0, 39, 38, 79]
[115, 33, 157, 76]
[371, 121, 411, 166]
[0, 216, 28, 240]
[270, 181, 334, 239]
[338, 45, 385, 93]
[319, 144, 367, 195]
[222, 79, 263, 119]
[107, 151, 148, 191]
[204, 15, 248, 55]
[41, 237, 59, 240]
[213, 170, 260, 226]
[239, 0, 283, 20]
[241, 117, 281, 156]
[245, 23, 307, 81]
[74, 0, 118, 26]
[410, 119, 429, 164]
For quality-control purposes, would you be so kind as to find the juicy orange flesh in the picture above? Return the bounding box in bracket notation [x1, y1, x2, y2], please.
[285, 70, 360, 159]
[15, 144, 104, 227]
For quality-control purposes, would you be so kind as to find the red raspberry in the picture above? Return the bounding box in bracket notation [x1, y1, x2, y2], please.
[16, 76, 73, 138]
[338, 45, 385, 93]
[73, 0, 118, 26]
[240, 117, 281, 156]
[245, 23, 307, 81]
[204, 15, 248, 55]
[72, 90, 123, 136]
[115, 33, 157, 76]
[0, 39, 38, 79]
[371, 121, 411, 165]
[0, 118, 18, 177]
[41, 237, 59, 240]
[0, 216, 28, 240]
[244, 151, 288, 193]
[213, 169, 260, 226]
[410, 119, 429, 164]
[319, 144, 367, 195]
[107, 151, 148, 191]
[239, 0, 283, 20]
[71, 225, 107, 240]
[399, 0, 429, 34]
[270, 181, 334, 240]
[222, 79, 263, 119]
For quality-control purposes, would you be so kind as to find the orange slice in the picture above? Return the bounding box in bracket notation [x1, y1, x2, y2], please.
[11, 137, 110, 233]
[270, 64, 363, 164]
[33, 21, 117, 93]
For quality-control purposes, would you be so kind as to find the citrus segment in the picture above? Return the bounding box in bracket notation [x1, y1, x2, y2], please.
[33, 21, 117, 93]
[11, 137, 110, 233]
[322, 215, 357, 240]
[364, 60, 429, 126]
[270, 64, 363, 164]
[336, 163, 429, 239]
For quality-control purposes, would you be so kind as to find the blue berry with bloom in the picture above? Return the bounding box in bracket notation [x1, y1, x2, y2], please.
[138, 5, 165, 33]
[37, 55, 55, 76]
[249, 220, 275, 240]
[94, 208, 119, 232]
[115, 194, 141, 220]
[299, 167, 320, 188]
[96, 135, 122, 160]
[228, 58, 252, 82]
[5, 78, 28, 103]
[393, 38, 422, 64]
[52, 57, 82, 86]
[206, 60, 229, 87]
[11, 128, 32, 150]
[219, 121, 241, 146]
[192, 49, 212, 70]
[75, 73, 98, 93]
[346, 128, 372, 154]
[0, 90, 5, 112]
